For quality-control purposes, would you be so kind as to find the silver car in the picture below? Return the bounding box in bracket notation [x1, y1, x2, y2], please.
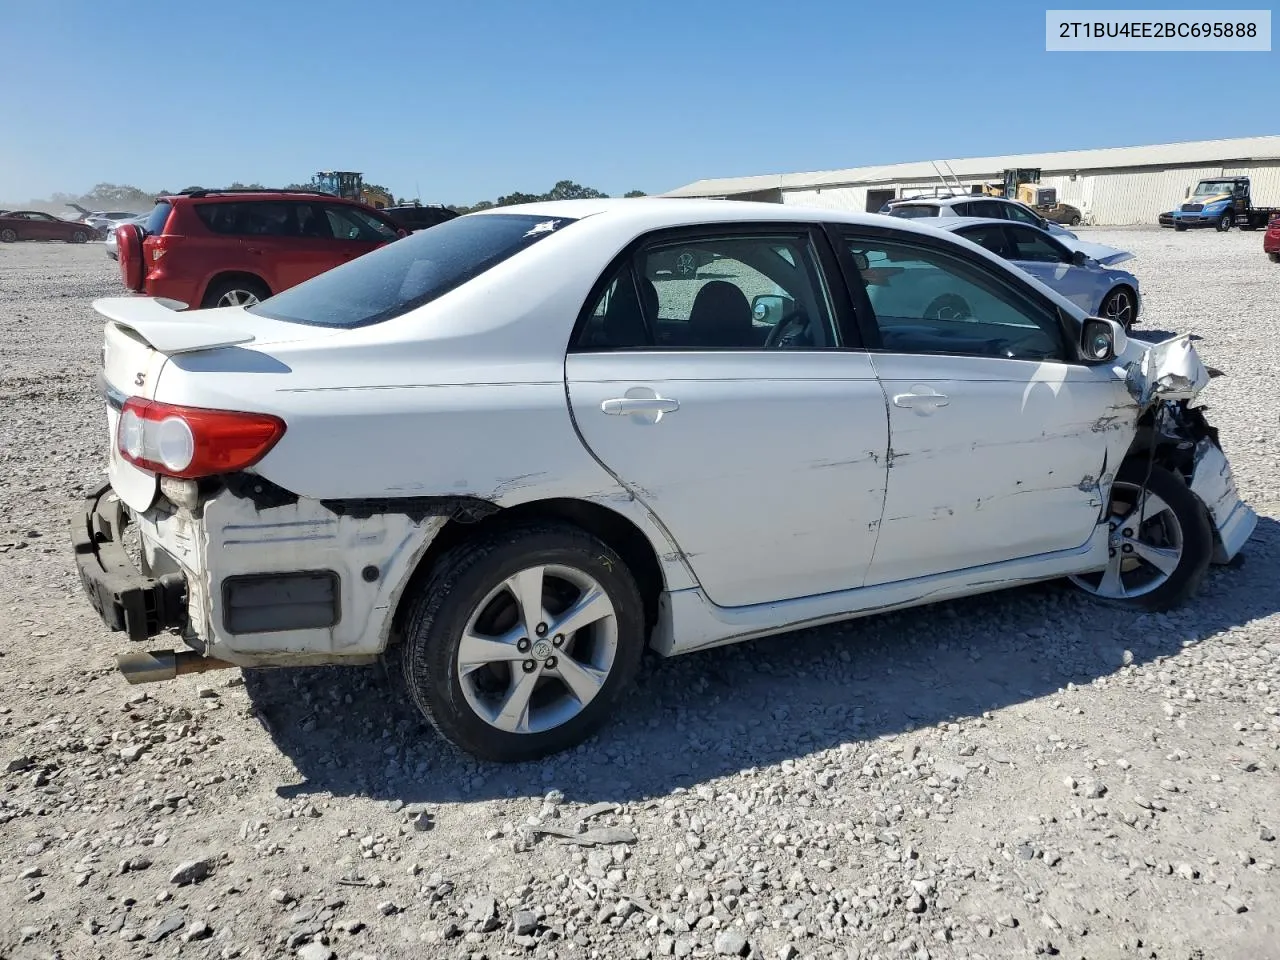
[104, 213, 149, 260]
[911, 216, 1141, 329]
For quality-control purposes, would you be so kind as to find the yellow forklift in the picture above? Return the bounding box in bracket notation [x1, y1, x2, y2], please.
[312, 171, 393, 209]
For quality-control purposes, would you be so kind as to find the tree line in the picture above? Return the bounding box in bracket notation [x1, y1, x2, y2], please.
[13, 178, 646, 214]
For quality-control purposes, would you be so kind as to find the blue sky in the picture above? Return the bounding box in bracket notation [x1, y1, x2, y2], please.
[0, 0, 1273, 204]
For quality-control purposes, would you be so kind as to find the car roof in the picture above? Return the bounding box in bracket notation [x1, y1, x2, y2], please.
[159, 190, 368, 203]
[468, 196, 960, 238]
[908, 216, 1028, 231]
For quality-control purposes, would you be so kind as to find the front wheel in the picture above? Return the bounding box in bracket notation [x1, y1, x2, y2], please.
[1069, 215, 1082, 227]
[1068, 461, 1213, 611]
[1174, 223, 1187, 232]
[1270, 252, 1280, 263]
[399, 522, 646, 762]
[1101, 286, 1136, 330]
[1216, 212, 1233, 232]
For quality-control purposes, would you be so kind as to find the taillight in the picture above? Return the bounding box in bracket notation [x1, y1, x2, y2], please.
[146, 235, 178, 262]
[117, 399, 285, 479]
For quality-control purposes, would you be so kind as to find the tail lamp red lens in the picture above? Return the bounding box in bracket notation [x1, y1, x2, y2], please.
[117, 399, 285, 479]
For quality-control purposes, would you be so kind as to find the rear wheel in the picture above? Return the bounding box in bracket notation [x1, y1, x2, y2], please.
[201, 276, 270, 309]
[399, 522, 646, 762]
[1068, 461, 1213, 612]
[0, 228, 15, 243]
[1101, 286, 1137, 330]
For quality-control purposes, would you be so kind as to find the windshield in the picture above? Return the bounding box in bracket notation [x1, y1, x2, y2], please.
[1192, 181, 1234, 198]
[248, 213, 576, 328]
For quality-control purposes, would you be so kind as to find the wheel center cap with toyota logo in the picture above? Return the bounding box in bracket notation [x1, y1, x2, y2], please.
[531, 639, 554, 661]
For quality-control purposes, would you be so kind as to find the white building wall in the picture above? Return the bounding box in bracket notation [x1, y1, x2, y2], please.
[778, 162, 1280, 225]
[782, 186, 869, 211]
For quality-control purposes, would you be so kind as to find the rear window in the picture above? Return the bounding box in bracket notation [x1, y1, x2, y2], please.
[888, 204, 940, 219]
[144, 202, 172, 235]
[247, 213, 577, 328]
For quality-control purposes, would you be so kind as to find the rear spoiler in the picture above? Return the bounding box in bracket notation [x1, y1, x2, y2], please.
[92, 296, 257, 354]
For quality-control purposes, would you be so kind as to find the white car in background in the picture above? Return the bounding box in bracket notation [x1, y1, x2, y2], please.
[912, 217, 1141, 330]
[104, 212, 150, 260]
[72, 199, 1255, 762]
[885, 194, 1082, 240]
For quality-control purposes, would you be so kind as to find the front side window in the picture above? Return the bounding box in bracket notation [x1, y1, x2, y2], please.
[325, 204, 398, 242]
[576, 233, 838, 351]
[954, 224, 1012, 259]
[1005, 225, 1068, 263]
[249, 213, 575, 328]
[843, 236, 1063, 361]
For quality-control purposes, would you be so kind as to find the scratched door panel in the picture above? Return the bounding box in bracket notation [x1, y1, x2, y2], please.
[565, 351, 890, 608]
[864, 352, 1135, 586]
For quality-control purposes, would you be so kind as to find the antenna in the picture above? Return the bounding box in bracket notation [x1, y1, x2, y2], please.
[941, 160, 964, 191]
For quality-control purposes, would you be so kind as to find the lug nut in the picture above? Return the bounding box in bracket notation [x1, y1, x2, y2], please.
[1109, 548, 1116, 557]
[517, 638, 531, 653]
[1122, 544, 1134, 554]
[1123, 528, 1134, 537]
[536, 622, 548, 636]
[522, 660, 536, 673]
[553, 634, 564, 647]
[545, 656, 558, 670]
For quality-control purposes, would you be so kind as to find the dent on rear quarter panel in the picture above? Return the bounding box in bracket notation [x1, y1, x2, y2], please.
[194, 486, 449, 663]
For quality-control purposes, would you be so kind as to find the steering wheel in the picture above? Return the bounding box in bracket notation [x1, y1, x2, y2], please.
[924, 293, 972, 321]
[763, 309, 812, 349]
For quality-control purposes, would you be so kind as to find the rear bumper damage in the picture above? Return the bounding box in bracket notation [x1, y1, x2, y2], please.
[71, 475, 465, 676]
[71, 483, 187, 642]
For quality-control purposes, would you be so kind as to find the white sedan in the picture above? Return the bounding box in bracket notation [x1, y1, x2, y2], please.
[72, 198, 1256, 762]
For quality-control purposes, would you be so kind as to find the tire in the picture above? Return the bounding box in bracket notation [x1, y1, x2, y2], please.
[1068, 460, 1213, 612]
[1100, 286, 1137, 331]
[71, 229, 88, 243]
[1270, 252, 1280, 263]
[1174, 223, 1187, 232]
[201, 276, 270, 309]
[1069, 215, 1081, 227]
[0, 228, 16, 243]
[1216, 212, 1233, 232]
[399, 522, 646, 762]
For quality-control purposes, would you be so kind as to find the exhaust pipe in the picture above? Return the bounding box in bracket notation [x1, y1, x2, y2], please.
[116, 649, 237, 685]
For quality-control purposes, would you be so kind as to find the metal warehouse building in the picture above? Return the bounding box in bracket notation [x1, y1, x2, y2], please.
[663, 136, 1280, 226]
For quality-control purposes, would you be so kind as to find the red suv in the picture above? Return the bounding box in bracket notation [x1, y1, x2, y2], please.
[1265, 212, 1280, 263]
[116, 189, 407, 308]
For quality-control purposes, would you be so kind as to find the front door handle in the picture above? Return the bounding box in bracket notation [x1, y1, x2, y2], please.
[601, 397, 680, 416]
[892, 388, 950, 410]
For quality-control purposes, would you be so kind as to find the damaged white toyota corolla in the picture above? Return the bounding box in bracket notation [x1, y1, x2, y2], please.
[72, 198, 1256, 761]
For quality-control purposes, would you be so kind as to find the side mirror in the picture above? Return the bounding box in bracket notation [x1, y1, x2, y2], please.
[1081, 316, 1127, 362]
[395, 227, 409, 239]
[1071, 249, 1090, 266]
[751, 294, 796, 325]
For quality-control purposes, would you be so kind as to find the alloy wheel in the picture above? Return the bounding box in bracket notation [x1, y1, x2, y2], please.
[1068, 481, 1185, 600]
[216, 289, 260, 307]
[455, 563, 618, 735]
[1104, 289, 1134, 328]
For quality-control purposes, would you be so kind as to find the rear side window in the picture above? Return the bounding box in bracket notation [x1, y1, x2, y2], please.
[144, 202, 172, 235]
[248, 213, 576, 328]
[888, 204, 939, 219]
[195, 201, 307, 237]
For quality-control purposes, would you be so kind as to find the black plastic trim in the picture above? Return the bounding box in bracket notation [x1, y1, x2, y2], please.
[70, 483, 187, 642]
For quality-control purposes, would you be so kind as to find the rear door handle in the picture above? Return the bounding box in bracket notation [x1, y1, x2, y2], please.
[892, 389, 950, 410]
[601, 397, 680, 415]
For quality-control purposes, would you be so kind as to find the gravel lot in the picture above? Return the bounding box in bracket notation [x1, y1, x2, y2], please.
[2, 229, 1278, 960]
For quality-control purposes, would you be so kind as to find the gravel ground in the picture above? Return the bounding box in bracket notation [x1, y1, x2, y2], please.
[1, 230, 1278, 960]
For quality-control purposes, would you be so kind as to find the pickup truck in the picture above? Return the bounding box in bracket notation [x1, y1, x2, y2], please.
[1169, 176, 1280, 232]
